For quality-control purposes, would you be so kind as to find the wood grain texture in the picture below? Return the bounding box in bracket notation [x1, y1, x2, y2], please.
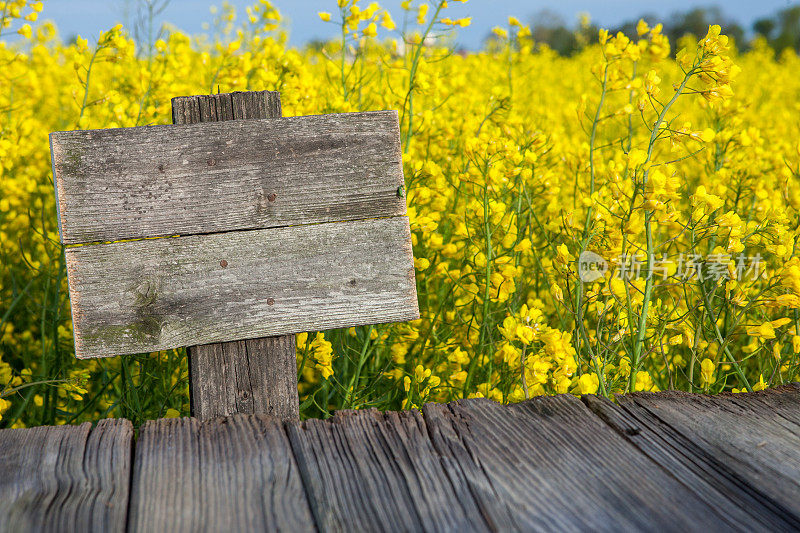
[66, 216, 418, 358]
[127, 417, 201, 532]
[584, 392, 800, 531]
[609, 385, 800, 524]
[189, 336, 299, 420]
[423, 396, 735, 532]
[171, 90, 282, 124]
[287, 408, 490, 532]
[50, 109, 406, 245]
[0, 419, 133, 533]
[174, 91, 299, 422]
[6, 388, 800, 531]
[128, 415, 314, 533]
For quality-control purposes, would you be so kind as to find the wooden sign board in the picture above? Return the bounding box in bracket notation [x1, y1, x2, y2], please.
[50, 110, 419, 359]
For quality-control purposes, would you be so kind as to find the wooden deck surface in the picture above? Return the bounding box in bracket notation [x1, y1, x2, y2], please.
[1, 385, 799, 532]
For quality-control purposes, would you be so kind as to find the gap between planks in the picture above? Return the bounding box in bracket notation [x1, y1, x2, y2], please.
[4, 389, 799, 532]
[60, 214, 407, 250]
[125, 390, 800, 532]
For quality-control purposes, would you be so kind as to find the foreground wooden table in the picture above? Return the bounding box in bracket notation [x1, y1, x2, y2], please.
[1, 385, 799, 532]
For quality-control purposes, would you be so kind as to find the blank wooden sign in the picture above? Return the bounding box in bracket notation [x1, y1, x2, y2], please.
[50, 111, 419, 359]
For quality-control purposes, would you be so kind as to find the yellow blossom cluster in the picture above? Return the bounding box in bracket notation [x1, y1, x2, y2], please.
[298, 332, 335, 381]
[2, 2, 800, 426]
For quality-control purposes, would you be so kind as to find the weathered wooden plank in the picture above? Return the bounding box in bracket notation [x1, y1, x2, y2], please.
[172, 90, 282, 124]
[584, 392, 800, 531]
[128, 415, 315, 532]
[422, 402, 518, 531]
[0, 419, 133, 533]
[423, 396, 738, 532]
[286, 409, 490, 532]
[189, 336, 299, 420]
[65, 216, 418, 359]
[174, 91, 299, 422]
[606, 386, 800, 523]
[50, 109, 406, 245]
[127, 417, 200, 531]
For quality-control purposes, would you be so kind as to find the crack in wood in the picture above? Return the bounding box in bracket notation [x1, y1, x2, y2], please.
[3, 389, 800, 532]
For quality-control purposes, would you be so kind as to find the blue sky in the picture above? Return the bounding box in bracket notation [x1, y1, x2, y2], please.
[32, 1, 800, 48]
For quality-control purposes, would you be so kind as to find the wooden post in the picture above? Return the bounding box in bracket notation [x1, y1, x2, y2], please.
[171, 91, 299, 422]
